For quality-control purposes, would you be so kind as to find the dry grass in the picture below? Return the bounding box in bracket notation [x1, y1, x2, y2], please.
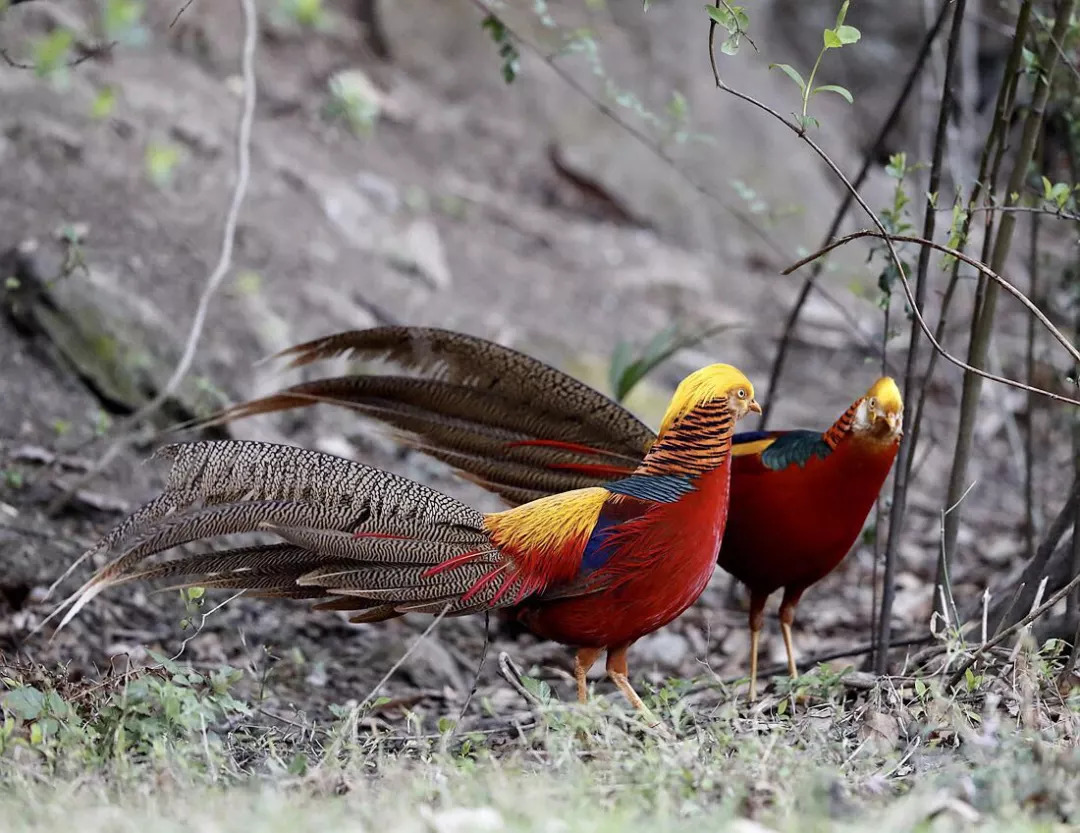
[2, 638, 1079, 833]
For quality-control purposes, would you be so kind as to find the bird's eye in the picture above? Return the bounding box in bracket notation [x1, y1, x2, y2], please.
[737, 389, 747, 399]
[868, 397, 877, 408]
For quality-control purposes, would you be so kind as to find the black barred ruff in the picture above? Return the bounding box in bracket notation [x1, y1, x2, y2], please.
[823, 398, 861, 449]
[635, 400, 735, 479]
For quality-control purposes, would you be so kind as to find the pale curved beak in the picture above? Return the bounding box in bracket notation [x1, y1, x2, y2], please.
[748, 399, 762, 415]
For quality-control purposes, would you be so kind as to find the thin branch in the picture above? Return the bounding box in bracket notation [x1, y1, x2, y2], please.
[941, 0, 1076, 575]
[357, 604, 450, 714]
[783, 230, 1080, 397]
[45, 0, 258, 517]
[874, 0, 966, 672]
[707, 28, 1080, 415]
[761, 0, 950, 424]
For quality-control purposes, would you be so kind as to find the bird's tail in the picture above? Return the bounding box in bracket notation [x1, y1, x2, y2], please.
[47, 440, 507, 633]
[194, 327, 648, 505]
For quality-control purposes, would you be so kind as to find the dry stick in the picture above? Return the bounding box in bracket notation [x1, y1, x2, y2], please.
[706, 33, 1078, 410]
[871, 0, 967, 673]
[898, 18, 1029, 563]
[45, 0, 258, 520]
[760, 0, 951, 426]
[940, 0, 1077, 580]
[946, 570, 1080, 690]
[985, 476, 1080, 635]
[781, 231, 1080, 373]
[1024, 152, 1042, 562]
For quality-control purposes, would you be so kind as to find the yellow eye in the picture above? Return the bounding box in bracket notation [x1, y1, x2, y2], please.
[737, 389, 747, 399]
[868, 397, 877, 409]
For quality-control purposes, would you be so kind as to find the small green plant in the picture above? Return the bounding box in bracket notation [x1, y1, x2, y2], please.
[279, 0, 327, 29]
[102, 0, 149, 46]
[481, 15, 520, 84]
[705, 3, 750, 56]
[91, 86, 116, 120]
[768, 0, 861, 131]
[608, 322, 737, 403]
[145, 141, 182, 188]
[32, 28, 75, 88]
[326, 70, 382, 137]
[1, 657, 249, 767]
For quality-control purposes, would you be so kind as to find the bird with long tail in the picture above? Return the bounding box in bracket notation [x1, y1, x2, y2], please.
[212, 327, 903, 699]
[49, 363, 760, 719]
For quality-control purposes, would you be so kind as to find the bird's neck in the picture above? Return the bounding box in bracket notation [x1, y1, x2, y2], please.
[635, 401, 735, 479]
[822, 397, 862, 449]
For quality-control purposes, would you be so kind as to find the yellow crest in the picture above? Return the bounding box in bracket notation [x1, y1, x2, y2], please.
[865, 376, 902, 413]
[657, 364, 755, 437]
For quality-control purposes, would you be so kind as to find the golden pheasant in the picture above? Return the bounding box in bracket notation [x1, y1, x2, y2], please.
[214, 327, 903, 698]
[52, 363, 760, 715]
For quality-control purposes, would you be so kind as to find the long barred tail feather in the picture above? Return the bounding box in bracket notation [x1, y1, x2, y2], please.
[195, 327, 654, 505]
[47, 440, 511, 634]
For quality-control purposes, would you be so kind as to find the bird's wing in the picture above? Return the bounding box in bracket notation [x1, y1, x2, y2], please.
[201, 327, 653, 504]
[481, 477, 681, 603]
[731, 429, 832, 473]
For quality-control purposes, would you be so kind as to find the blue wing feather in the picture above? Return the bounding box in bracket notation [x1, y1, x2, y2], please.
[605, 473, 695, 503]
[758, 430, 831, 471]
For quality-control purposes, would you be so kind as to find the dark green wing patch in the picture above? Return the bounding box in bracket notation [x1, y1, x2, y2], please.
[759, 430, 831, 471]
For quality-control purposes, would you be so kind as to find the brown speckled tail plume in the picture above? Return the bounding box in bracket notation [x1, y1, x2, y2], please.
[203, 327, 655, 504]
[50, 440, 512, 631]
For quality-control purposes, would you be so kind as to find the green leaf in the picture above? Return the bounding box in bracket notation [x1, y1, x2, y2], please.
[823, 28, 842, 48]
[813, 84, 853, 104]
[145, 141, 181, 188]
[834, 24, 860, 44]
[2, 686, 44, 720]
[769, 62, 806, 93]
[32, 28, 74, 79]
[834, 0, 849, 27]
[91, 86, 116, 120]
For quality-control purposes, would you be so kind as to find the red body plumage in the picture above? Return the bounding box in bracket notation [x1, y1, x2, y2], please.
[723, 435, 899, 599]
[518, 464, 731, 648]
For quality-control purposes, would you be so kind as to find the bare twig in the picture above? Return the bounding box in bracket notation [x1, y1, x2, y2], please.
[946, 570, 1080, 689]
[452, 611, 492, 736]
[708, 29, 1080, 412]
[984, 476, 1080, 635]
[761, 0, 951, 424]
[941, 0, 1077, 573]
[873, 0, 967, 671]
[497, 651, 542, 708]
[781, 231, 1080, 380]
[357, 605, 451, 714]
[44, 0, 258, 519]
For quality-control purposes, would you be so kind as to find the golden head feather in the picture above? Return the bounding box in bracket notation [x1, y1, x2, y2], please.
[657, 364, 759, 438]
[858, 376, 903, 437]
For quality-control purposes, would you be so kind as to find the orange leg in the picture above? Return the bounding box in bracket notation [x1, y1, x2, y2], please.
[605, 644, 670, 736]
[778, 586, 806, 680]
[605, 644, 648, 713]
[574, 647, 603, 704]
[747, 590, 768, 701]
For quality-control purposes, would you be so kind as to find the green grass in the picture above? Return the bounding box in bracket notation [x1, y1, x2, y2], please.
[2, 650, 1078, 832]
